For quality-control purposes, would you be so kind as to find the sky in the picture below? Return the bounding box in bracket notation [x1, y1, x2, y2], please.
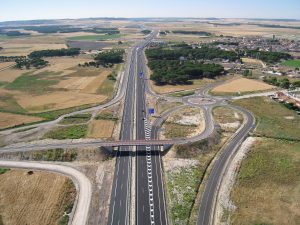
[1, 0, 300, 22]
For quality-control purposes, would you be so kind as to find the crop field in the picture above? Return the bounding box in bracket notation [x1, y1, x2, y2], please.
[44, 124, 88, 139]
[281, 59, 300, 68]
[68, 34, 122, 41]
[87, 120, 115, 139]
[0, 112, 43, 129]
[212, 78, 275, 94]
[0, 169, 76, 225]
[230, 138, 300, 225]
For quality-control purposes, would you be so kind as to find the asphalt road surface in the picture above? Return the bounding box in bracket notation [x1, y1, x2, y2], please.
[107, 47, 137, 225]
[197, 106, 255, 225]
[135, 41, 168, 225]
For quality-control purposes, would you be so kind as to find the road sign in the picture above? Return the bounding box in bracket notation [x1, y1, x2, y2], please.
[148, 108, 155, 114]
[139, 72, 143, 78]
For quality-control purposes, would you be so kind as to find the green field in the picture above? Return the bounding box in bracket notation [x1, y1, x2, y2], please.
[234, 97, 300, 140]
[68, 34, 122, 41]
[59, 114, 91, 125]
[281, 59, 300, 68]
[44, 125, 88, 139]
[6, 71, 60, 95]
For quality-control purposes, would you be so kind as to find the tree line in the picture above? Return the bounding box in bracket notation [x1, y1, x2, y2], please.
[79, 49, 125, 68]
[15, 57, 48, 69]
[245, 50, 291, 63]
[28, 48, 80, 58]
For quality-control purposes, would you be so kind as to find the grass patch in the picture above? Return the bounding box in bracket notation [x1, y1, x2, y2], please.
[234, 97, 300, 140]
[231, 138, 300, 225]
[0, 168, 10, 175]
[6, 71, 60, 94]
[168, 90, 195, 97]
[59, 113, 91, 125]
[164, 122, 197, 139]
[281, 59, 300, 68]
[34, 103, 98, 120]
[44, 125, 88, 139]
[95, 113, 118, 121]
[68, 34, 122, 41]
[32, 149, 77, 161]
[167, 166, 202, 224]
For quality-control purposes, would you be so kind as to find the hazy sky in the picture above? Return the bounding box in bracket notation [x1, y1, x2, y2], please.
[1, 0, 300, 22]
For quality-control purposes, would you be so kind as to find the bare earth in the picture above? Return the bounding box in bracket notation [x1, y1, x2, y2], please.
[212, 78, 274, 93]
[0, 112, 43, 129]
[0, 169, 75, 225]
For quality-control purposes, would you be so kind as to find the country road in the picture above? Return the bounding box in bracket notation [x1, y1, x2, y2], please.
[0, 160, 92, 225]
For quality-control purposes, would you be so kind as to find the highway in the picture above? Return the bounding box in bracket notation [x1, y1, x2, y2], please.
[135, 40, 168, 225]
[107, 46, 137, 225]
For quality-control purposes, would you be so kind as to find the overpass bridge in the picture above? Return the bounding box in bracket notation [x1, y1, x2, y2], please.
[0, 139, 176, 153]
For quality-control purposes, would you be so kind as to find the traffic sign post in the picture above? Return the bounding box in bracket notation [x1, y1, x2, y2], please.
[148, 108, 155, 115]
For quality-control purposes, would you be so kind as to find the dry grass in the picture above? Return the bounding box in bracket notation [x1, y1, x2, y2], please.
[212, 78, 275, 93]
[230, 138, 300, 225]
[17, 91, 106, 113]
[162, 107, 204, 139]
[87, 120, 115, 138]
[0, 169, 76, 225]
[241, 57, 264, 66]
[0, 112, 43, 129]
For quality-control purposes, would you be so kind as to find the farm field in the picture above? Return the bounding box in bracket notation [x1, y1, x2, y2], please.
[241, 57, 264, 67]
[281, 59, 300, 68]
[68, 34, 122, 41]
[0, 112, 43, 129]
[0, 169, 76, 225]
[87, 120, 115, 139]
[212, 78, 275, 94]
[230, 138, 300, 225]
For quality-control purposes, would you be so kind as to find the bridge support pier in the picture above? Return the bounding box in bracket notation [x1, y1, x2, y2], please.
[100, 146, 118, 155]
[161, 144, 173, 152]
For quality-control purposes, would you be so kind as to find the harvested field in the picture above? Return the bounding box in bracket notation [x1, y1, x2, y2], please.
[212, 78, 274, 93]
[0, 62, 14, 70]
[241, 57, 264, 66]
[0, 68, 29, 83]
[33, 57, 90, 76]
[17, 91, 106, 113]
[87, 120, 115, 139]
[0, 169, 76, 225]
[0, 43, 66, 56]
[54, 70, 111, 93]
[0, 112, 43, 129]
